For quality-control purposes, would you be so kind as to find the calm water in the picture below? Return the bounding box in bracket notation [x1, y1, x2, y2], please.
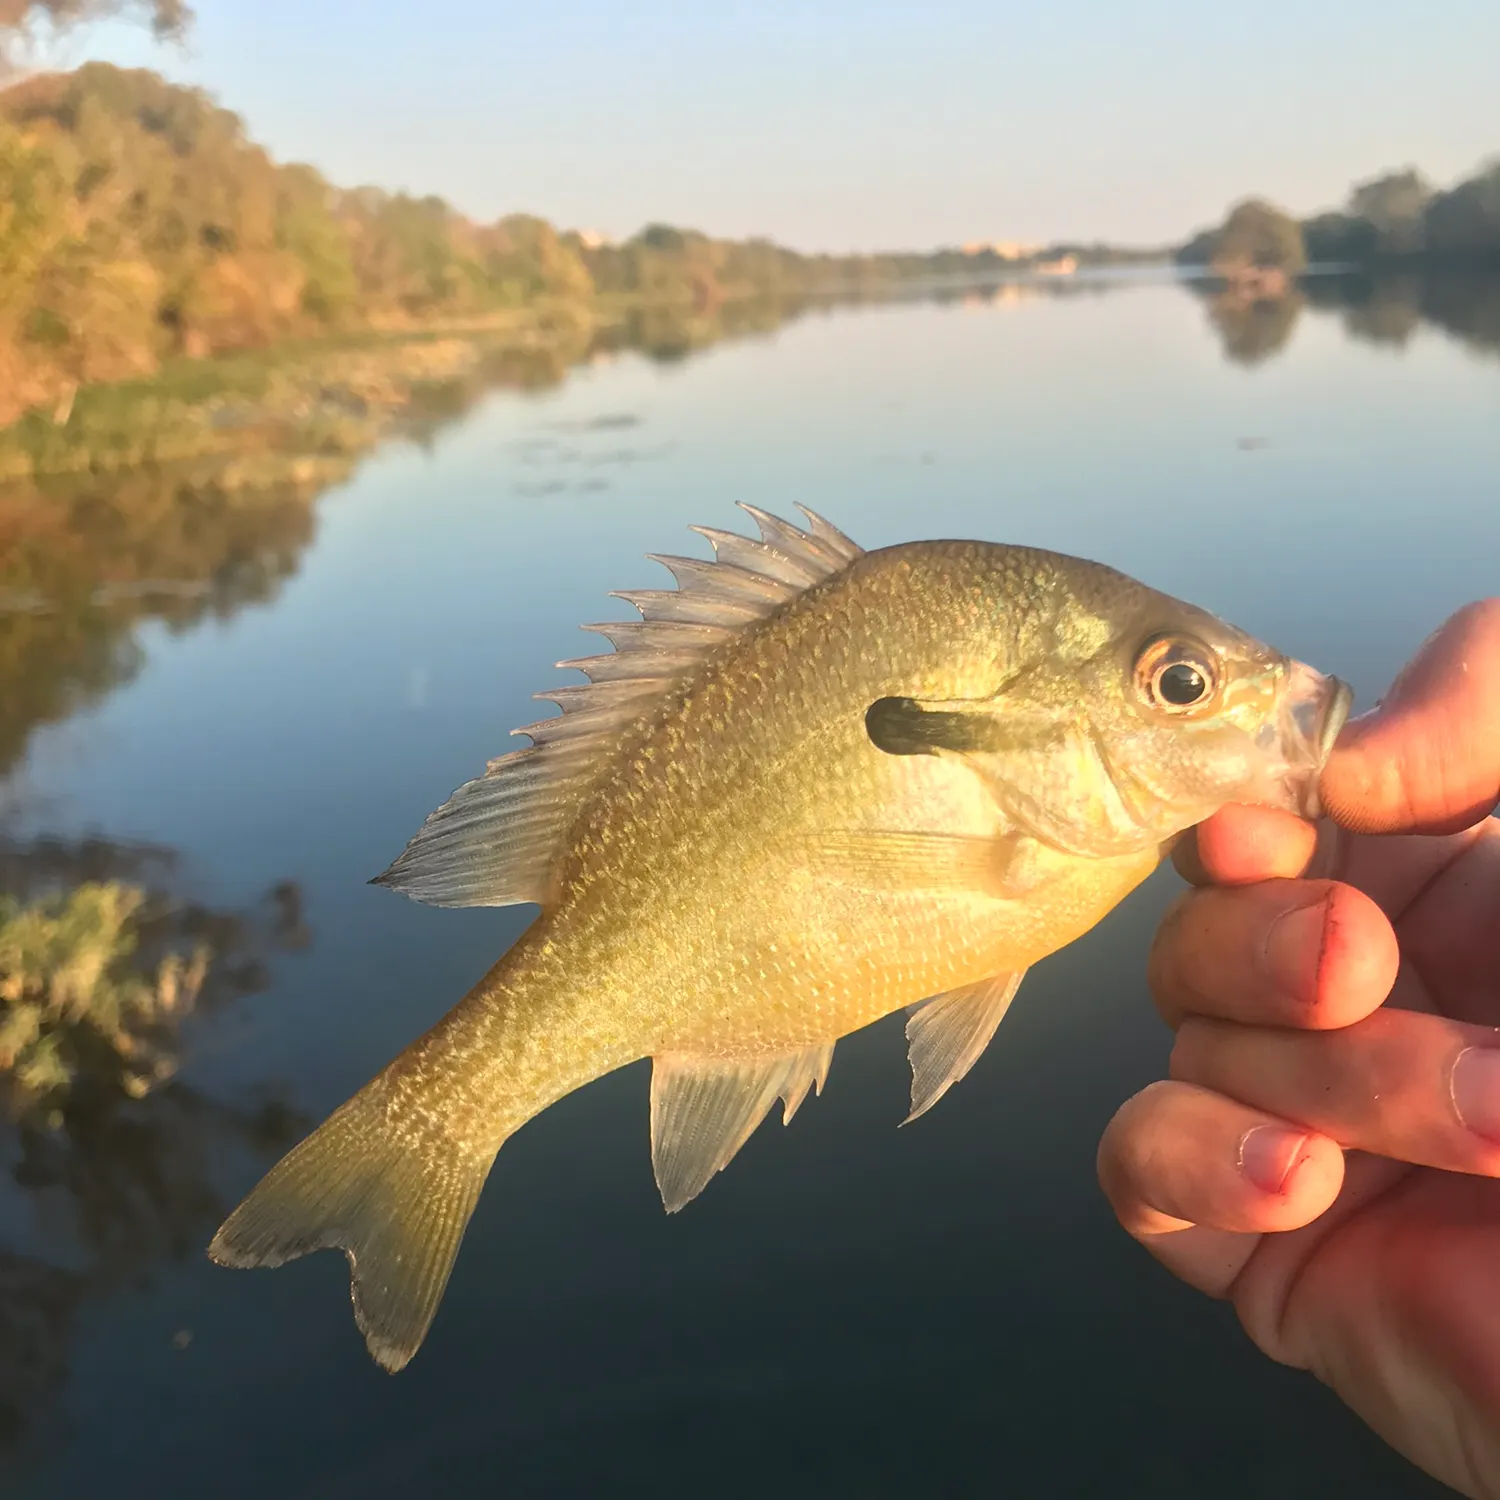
[2, 274, 1497, 1498]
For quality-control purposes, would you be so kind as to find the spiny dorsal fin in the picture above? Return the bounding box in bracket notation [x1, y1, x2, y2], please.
[903, 970, 1027, 1123]
[372, 505, 863, 908]
[650, 1043, 836, 1213]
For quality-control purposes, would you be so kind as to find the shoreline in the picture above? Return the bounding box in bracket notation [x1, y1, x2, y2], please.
[0, 271, 1148, 486]
[0, 299, 603, 486]
[5, 259, 1490, 489]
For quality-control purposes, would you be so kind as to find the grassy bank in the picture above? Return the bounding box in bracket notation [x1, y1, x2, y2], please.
[0, 299, 601, 484]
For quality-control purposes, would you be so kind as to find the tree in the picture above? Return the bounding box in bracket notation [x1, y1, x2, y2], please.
[1348, 168, 1432, 256]
[1301, 210, 1378, 266]
[1423, 160, 1500, 262]
[1, 0, 189, 75]
[472, 214, 592, 304]
[0, 0, 187, 38]
[1208, 198, 1307, 283]
[275, 163, 358, 321]
[1174, 225, 1219, 267]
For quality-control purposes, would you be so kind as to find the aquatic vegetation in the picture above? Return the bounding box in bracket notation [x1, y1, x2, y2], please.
[0, 880, 209, 1109]
[0, 835, 310, 1466]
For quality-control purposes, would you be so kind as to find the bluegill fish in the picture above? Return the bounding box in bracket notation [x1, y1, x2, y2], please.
[210, 505, 1351, 1371]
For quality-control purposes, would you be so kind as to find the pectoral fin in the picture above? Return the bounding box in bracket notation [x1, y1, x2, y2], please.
[809, 830, 1042, 900]
[650, 1044, 834, 1213]
[904, 971, 1027, 1123]
[865, 689, 1149, 860]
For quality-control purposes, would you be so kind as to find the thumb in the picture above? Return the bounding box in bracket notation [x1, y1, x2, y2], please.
[1321, 600, 1500, 836]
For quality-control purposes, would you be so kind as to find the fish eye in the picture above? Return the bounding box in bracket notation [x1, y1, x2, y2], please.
[1158, 662, 1207, 705]
[1134, 636, 1220, 715]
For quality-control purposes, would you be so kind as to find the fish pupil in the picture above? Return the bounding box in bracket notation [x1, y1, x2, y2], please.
[1158, 663, 1207, 705]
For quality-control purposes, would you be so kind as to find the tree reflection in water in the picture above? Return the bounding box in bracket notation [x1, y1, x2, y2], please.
[1204, 287, 1307, 365]
[0, 262, 1494, 1479]
[0, 835, 310, 1475]
[1195, 268, 1500, 368]
[0, 467, 326, 777]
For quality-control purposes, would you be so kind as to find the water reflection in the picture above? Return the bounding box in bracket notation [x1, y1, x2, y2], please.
[0, 468, 324, 776]
[0, 272, 1142, 781]
[0, 270, 1485, 1499]
[594, 293, 812, 364]
[0, 835, 310, 1475]
[0, 1252, 76, 1461]
[1202, 286, 1307, 366]
[1305, 274, 1427, 349]
[590, 274, 1124, 363]
[1308, 270, 1500, 359]
[1193, 269, 1500, 367]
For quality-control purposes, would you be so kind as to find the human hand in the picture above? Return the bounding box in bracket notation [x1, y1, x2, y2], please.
[1098, 600, 1500, 1498]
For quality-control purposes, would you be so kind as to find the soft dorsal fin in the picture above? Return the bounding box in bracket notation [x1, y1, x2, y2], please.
[372, 505, 863, 907]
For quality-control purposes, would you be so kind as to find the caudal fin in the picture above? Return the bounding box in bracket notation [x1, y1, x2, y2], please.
[208, 1075, 495, 1372]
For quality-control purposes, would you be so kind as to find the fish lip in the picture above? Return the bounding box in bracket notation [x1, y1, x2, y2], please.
[1318, 677, 1355, 763]
[1280, 664, 1354, 821]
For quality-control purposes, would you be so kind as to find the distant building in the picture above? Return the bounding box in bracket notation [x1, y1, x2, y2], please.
[961, 240, 1044, 260]
[575, 229, 614, 249]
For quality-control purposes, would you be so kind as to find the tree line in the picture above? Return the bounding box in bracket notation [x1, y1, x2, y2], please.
[0, 64, 1103, 430]
[1177, 159, 1500, 282]
[3, 48, 1493, 431]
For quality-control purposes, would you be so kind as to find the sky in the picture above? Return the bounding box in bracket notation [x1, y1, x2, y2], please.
[55, 0, 1500, 253]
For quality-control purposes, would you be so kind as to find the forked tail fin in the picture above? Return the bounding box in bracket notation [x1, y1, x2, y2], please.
[208, 1073, 497, 1372]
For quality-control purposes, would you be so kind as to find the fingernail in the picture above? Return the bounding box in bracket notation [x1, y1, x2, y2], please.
[1450, 1047, 1500, 1143]
[1238, 1125, 1307, 1195]
[1263, 899, 1328, 1003]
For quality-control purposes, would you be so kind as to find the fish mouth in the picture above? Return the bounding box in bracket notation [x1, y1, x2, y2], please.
[1278, 662, 1354, 819]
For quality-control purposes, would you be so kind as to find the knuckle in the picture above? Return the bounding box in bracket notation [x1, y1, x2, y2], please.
[1168, 1019, 1214, 1082]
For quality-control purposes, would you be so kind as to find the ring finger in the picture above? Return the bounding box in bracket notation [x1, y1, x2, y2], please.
[1172, 1008, 1500, 1177]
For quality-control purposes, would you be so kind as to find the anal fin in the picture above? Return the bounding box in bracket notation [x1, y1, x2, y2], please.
[778, 1042, 833, 1125]
[904, 971, 1027, 1123]
[650, 1043, 835, 1213]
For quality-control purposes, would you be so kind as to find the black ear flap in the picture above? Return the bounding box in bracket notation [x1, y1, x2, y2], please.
[865, 696, 997, 756]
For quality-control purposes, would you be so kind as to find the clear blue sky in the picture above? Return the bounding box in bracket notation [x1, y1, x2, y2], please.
[67, 0, 1500, 252]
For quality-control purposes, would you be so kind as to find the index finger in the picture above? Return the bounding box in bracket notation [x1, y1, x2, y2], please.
[1321, 599, 1500, 837]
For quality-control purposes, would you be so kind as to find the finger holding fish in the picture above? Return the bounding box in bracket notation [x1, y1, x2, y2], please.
[1171, 1009, 1500, 1180]
[1171, 803, 1324, 887]
[1097, 1079, 1345, 1291]
[1148, 877, 1398, 1032]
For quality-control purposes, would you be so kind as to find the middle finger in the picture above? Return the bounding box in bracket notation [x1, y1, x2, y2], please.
[1149, 878, 1399, 1031]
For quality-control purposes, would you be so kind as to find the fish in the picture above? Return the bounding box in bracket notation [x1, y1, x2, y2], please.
[208, 504, 1352, 1372]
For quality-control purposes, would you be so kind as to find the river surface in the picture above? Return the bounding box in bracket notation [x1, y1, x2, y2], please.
[1, 272, 1497, 1498]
